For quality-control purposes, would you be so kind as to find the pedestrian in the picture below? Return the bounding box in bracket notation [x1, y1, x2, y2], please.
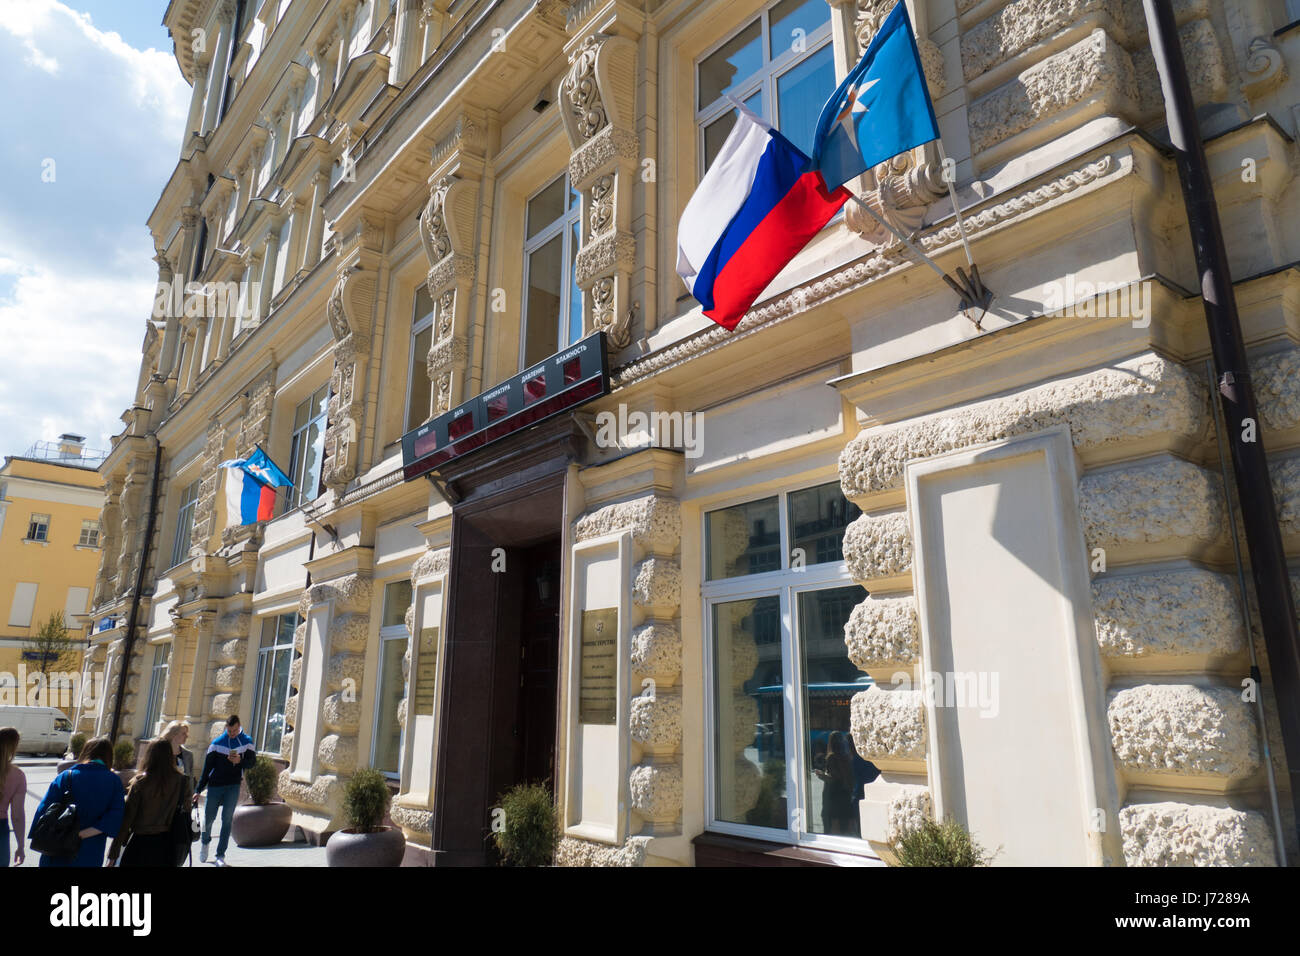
[0, 727, 27, 866]
[29, 735, 125, 867]
[107, 738, 193, 867]
[160, 720, 194, 781]
[194, 714, 255, 866]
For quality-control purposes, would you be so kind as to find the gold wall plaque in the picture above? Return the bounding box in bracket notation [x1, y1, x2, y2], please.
[579, 608, 618, 725]
[413, 627, 439, 717]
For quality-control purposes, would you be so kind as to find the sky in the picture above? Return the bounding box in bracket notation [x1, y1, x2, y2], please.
[0, 0, 189, 458]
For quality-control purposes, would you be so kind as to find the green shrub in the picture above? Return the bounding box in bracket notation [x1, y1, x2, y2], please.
[112, 738, 135, 771]
[890, 817, 994, 867]
[69, 733, 87, 759]
[243, 754, 278, 805]
[342, 768, 390, 832]
[492, 782, 558, 867]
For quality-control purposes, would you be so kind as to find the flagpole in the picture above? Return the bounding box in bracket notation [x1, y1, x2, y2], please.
[845, 191, 975, 305]
[936, 141, 975, 268]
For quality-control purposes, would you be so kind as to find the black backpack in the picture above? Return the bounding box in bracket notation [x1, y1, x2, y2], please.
[30, 771, 81, 858]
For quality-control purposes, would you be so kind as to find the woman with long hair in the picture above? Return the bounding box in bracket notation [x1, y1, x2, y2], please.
[0, 727, 26, 866]
[108, 738, 192, 867]
[29, 735, 125, 867]
[160, 720, 194, 781]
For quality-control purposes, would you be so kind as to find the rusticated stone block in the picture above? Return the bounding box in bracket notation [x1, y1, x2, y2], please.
[630, 622, 681, 684]
[308, 574, 372, 613]
[843, 512, 912, 584]
[838, 354, 1206, 500]
[850, 687, 926, 761]
[1119, 802, 1276, 866]
[886, 785, 934, 846]
[1108, 684, 1259, 780]
[278, 769, 342, 816]
[632, 556, 681, 609]
[844, 594, 919, 670]
[212, 665, 243, 693]
[969, 29, 1139, 154]
[962, 0, 1124, 82]
[289, 656, 301, 691]
[628, 762, 682, 821]
[1093, 568, 1244, 659]
[322, 691, 360, 733]
[1270, 456, 1300, 537]
[390, 804, 433, 834]
[412, 547, 450, 582]
[555, 836, 651, 867]
[214, 638, 244, 664]
[1079, 457, 1223, 550]
[317, 733, 357, 774]
[629, 692, 681, 749]
[325, 652, 365, 691]
[328, 612, 369, 653]
[1254, 348, 1300, 432]
[575, 494, 682, 552]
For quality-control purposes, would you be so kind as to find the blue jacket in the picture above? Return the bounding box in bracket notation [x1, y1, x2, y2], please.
[196, 732, 257, 794]
[30, 761, 125, 867]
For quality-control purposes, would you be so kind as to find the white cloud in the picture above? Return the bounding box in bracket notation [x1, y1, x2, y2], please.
[0, 0, 189, 455]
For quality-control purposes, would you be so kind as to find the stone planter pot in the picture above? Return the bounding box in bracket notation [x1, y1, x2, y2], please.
[325, 826, 405, 867]
[232, 802, 293, 847]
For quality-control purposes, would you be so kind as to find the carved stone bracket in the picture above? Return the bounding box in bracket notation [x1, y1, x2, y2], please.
[1242, 36, 1287, 99]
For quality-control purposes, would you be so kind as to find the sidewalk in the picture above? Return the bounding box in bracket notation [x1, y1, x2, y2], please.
[12, 758, 327, 868]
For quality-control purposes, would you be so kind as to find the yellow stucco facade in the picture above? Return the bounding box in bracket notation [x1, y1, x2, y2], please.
[0, 446, 103, 705]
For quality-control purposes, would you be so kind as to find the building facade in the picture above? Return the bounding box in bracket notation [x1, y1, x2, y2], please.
[80, 0, 1300, 865]
[0, 437, 104, 706]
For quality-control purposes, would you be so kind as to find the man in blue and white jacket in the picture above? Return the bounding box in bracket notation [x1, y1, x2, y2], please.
[195, 715, 257, 865]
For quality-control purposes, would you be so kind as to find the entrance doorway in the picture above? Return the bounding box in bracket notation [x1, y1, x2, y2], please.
[431, 474, 566, 866]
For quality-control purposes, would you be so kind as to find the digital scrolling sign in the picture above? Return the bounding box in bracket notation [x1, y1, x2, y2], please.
[401, 331, 610, 481]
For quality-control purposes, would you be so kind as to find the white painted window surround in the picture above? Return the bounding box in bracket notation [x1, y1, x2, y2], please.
[8, 582, 38, 628]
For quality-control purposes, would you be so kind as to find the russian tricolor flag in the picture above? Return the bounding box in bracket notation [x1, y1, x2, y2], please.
[677, 106, 850, 331]
[221, 447, 293, 527]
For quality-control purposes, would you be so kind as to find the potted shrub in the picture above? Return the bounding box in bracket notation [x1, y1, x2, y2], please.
[492, 782, 559, 867]
[889, 817, 995, 867]
[325, 768, 404, 867]
[231, 754, 292, 847]
[112, 738, 136, 788]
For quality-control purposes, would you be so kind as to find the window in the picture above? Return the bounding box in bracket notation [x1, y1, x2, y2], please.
[705, 481, 874, 850]
[373, 580, 413, 776]
[696, 0, 835, 172]
[64, 587, 89, 623]
[26, 513, 50, 542]
[521, 174, 583, 370]
[405, 286, 435, 431]
[142, 643, 171, 734]
[8, 582, 37, 628]
[250, 613, 299, 754]
[288, 385, 330, 510]
[171, 480, 200, 570]
[78, 519, 101, 548]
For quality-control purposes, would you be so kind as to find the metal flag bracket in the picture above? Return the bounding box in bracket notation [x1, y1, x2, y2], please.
[941, 263, 995, 330]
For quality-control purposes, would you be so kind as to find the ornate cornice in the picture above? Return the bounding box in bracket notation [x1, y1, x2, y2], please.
[612, 154, 1118, 389]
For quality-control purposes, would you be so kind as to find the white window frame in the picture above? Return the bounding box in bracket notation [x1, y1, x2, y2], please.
[518, 173, 582, 371]
[142, 643, 171, 734]
[701, 480, 875, 858]
[404, 286, 436, 432]
[26, 512, 50, 542]
[694, 2, 835, 175]
[78, 519, 101, 548]
[170, 479, 200, 570]
[288, 385, 330, 511]
[372, 579, 413, 780]
[250, 612, 299, 754]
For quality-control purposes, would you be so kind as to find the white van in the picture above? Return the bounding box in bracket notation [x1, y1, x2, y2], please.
[0, 706, 74, 756]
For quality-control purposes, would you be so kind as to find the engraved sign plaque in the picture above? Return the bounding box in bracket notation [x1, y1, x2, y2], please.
[579, 608, 617, 724]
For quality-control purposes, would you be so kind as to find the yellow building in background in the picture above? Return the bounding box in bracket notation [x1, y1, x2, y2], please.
[0, 435, 105, 709]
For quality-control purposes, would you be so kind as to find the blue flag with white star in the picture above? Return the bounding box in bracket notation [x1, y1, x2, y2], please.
[808, 2, 940, 191]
